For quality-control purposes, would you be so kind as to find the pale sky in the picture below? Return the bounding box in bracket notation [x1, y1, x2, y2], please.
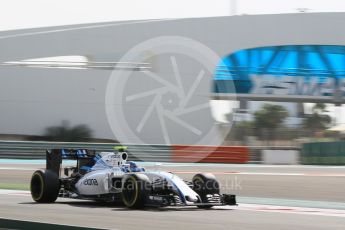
[1, 0, 345, 31]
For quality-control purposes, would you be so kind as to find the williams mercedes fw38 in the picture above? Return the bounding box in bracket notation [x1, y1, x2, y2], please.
[30, 147, 236, 208]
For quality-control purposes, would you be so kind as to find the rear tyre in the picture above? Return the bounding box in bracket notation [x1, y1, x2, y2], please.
[30, 170, 60, 203]
[192, 173, 220, 208]
[121, 174, 151, 209]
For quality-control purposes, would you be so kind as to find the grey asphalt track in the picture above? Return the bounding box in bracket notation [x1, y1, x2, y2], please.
[1, 162, 345, 229]
[1, 163, 345, 201]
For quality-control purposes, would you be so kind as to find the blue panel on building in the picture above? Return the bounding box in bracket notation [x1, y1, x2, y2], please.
[213, 45, 345, 96]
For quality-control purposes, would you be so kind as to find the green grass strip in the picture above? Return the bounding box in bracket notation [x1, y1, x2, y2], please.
[0, 182, 29, 190]
[0, 218, 104, 230]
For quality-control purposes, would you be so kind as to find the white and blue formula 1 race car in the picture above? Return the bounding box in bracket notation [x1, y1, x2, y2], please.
[30, 147, 236, 209]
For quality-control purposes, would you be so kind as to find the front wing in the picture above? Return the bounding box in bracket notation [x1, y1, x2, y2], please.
[145, 193, 237, 207]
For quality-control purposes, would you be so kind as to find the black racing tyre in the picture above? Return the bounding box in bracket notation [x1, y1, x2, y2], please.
[121, 174, 151, 209]
[30, 170, 60, 203]
[192, 173, 220, 208]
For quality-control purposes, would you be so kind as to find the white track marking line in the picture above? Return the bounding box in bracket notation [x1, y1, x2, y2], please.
[145, 162, 345, 169]
[0, 167, 36, 171]
[172, 171, 345, 177]
[0, 189, 30, 196]
[243, 172, 303, 176]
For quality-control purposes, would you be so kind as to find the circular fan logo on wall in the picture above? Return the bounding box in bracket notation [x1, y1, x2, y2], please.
[105, 36, 235, 162]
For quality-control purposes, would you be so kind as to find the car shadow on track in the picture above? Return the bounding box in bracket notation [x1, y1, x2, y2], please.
[20, 200, 119, 208]
[19, 200, 236, 212]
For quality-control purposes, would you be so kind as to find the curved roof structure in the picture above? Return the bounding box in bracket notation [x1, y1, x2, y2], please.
[1, 13, 345, 142]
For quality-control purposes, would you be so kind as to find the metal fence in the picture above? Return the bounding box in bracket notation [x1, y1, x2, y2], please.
[0, 141, 172, 162]
[0, 140, 301, 163]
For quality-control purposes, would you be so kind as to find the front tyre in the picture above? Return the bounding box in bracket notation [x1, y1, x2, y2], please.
[121, 174, 151, 209]
[192, 173, 220, 208]
[30, 170, 60, 203]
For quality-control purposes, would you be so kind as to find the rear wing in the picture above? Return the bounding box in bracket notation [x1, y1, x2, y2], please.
[46, 149, 96, 175]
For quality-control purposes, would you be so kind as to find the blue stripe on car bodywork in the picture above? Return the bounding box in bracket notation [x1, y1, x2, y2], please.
[61, 149, 67, 158]
[149, 172, 186, 203]
[170, 180, 186, 203]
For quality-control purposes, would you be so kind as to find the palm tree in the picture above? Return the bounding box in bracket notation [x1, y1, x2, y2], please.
[302, 103, 331, 135]
[253, 104, 289, 140]
[44, 120, 93, 142]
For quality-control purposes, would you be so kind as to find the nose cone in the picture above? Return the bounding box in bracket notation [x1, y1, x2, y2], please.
[185, 195, 199, 202]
